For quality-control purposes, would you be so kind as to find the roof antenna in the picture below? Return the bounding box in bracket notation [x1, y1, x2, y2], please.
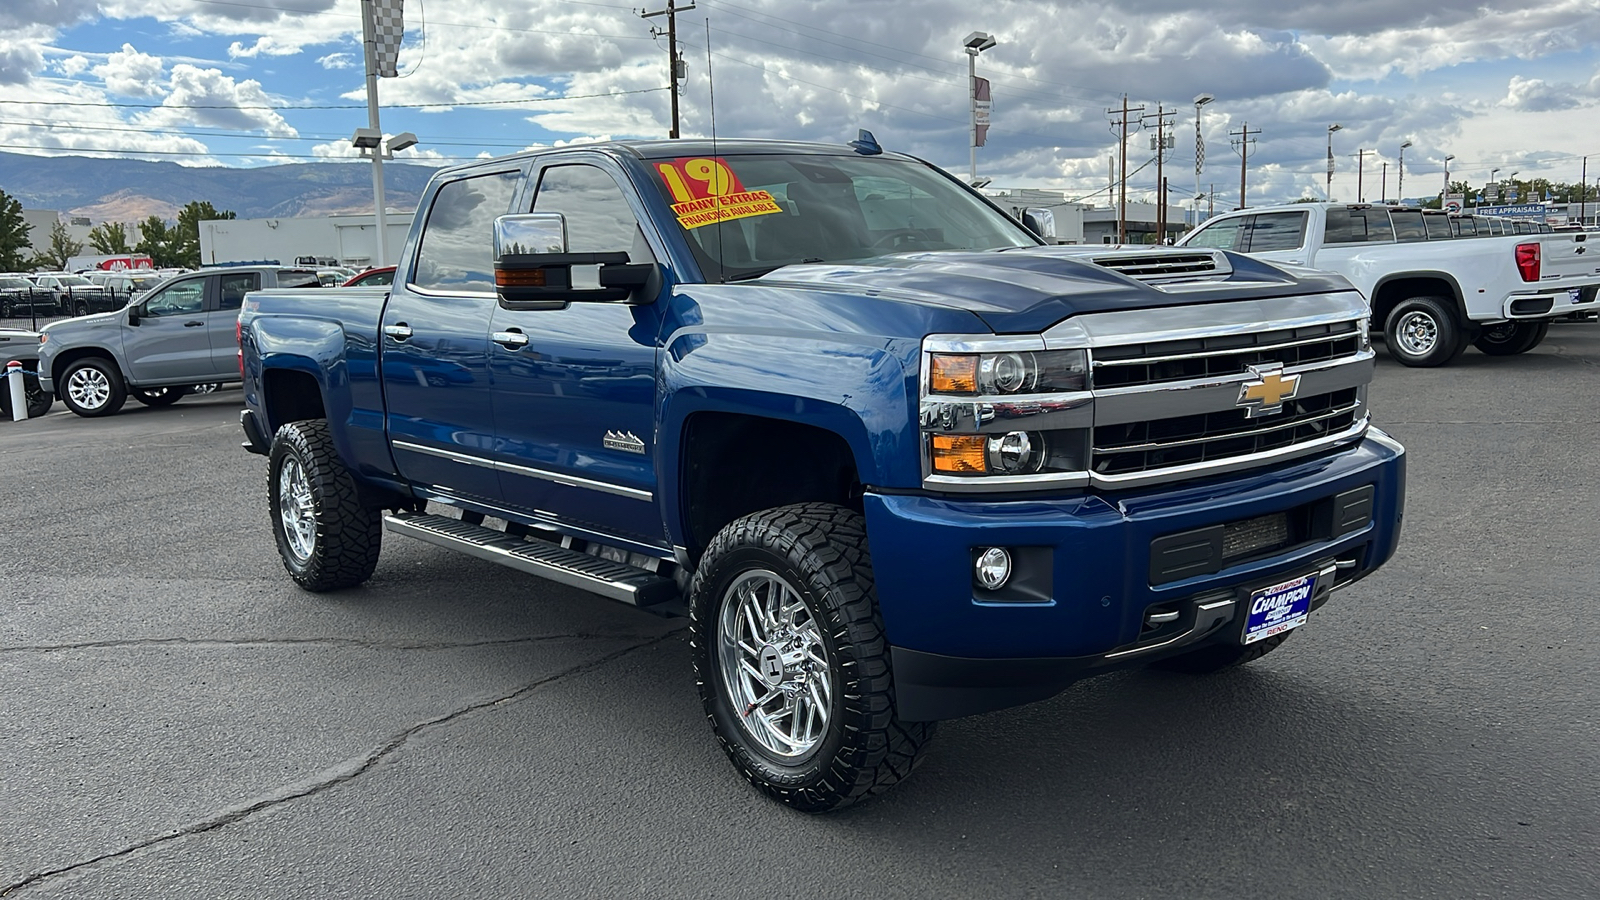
[705, 16, 726, 282]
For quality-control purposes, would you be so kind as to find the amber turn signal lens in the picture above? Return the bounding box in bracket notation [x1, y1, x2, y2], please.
[496, 268, 547, 287]
[930, 354, 978, 394]
[931, 434, 987, 473]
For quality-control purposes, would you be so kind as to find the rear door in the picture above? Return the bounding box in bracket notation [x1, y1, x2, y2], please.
[124, 274, 212, 382]
[1238, 210, 1311, 265]
[380, 166, 524, 505]
[210, 270, 259, 376]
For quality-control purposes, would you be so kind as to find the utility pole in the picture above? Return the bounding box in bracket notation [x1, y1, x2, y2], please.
[640, 0, 694, 138]
[1143, 104, 1175, 243]
[1230, 122, 1260, 210]
[1107, 96, 1144, 243]
[1208, 183, 1215, 219]
[1582, 156, 1589, 229]
[1381, 162, 1388, 204]
[1356, 148, 1371, 202]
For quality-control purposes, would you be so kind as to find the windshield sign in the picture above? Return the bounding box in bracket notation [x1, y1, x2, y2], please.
[647, 153, 1037, 281]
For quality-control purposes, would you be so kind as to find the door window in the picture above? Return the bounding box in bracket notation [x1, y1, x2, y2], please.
[1185, 217, 1245, 250]
[144, 279, 205, 316]
[411, 170, 521, 293]
[531, 165, 651, 260]
[1243, 212, 1307, 252]
[218, 272, 259, 310]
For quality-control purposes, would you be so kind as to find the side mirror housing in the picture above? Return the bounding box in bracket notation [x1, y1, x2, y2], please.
[492, 214, 661, 310]
[127, 305, 141, 326]
[1022, 208, 1057, 243]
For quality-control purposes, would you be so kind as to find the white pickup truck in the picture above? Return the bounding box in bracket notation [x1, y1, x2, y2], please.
[1179, 202, 1600, 366]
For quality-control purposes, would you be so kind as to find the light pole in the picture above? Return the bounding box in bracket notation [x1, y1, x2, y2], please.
[1508, 171, 1519, 202]
[1193, 93, 1213, 227]
[1326, 124, 1343, 200]
[963, 31, 997, 186]
[1443, 154, 1455, 208]
[1398, 140, 1412, 202]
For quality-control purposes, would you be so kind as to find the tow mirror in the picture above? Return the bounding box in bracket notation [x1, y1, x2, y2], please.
[492, 213, 660, 310]
[1022, 208, 1057, 243]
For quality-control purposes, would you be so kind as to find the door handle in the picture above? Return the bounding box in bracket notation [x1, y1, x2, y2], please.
[492, 329, 529, 349]
[184, 320, 204, 327]
[383, 323, 413, 341]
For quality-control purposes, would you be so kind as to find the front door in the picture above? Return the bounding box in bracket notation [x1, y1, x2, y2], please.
[380, 167, 523, 506]
[124, 274, 212, 383]
[488, 161, 665, 546]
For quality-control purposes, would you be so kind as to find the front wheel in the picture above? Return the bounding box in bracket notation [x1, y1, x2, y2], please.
[267, 419, 382, 591]
[1473, 320, 1549, 356]
[688, 503, 935, 812]
[130, 386, 188, 407]
[0, 372, 53, 418]
[59, 358, 127, 417]
[1384, 296, 1467, 367]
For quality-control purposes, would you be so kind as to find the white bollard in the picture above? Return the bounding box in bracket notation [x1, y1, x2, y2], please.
[7, 360, 27, 421]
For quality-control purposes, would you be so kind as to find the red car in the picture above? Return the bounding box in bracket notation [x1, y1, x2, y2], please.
[341, 266, 395, 287]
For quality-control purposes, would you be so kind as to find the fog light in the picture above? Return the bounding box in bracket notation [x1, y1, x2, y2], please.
[974, 547, 1012, 591]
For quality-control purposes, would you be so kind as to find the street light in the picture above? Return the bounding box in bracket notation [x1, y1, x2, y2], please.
[1326, 124, 1343, 200]
[1193, 93, 1213, 225]
[1508, 170, 1519, 201]
[963, 31, 997, 186]
[1443, 154, 1456, 208]
[1398, 140, 1413, 201]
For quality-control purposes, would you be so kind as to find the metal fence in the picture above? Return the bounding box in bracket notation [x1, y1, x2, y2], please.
[0, 286, 137, 332]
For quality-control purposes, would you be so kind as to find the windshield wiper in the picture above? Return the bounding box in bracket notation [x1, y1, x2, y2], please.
[726, 259, 826, 281]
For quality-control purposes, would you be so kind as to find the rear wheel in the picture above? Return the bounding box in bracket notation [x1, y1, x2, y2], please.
[0, 370, 53, 418]
[689, 503, 935, 812]
[59, 358, 127, 417]
[130, 386, 188, 407]
[267, 419, 382, 591]
[1383, 296, 1467, 367]
[1473, 320, 1549, 355]
[74, 301, 89, 317]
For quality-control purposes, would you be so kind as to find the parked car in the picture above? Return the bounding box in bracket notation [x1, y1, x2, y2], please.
[36, 265, 322, 417]
[341, 265, 396, 287]
[99, 271, 167, 305]
[0, 328, 54, 418]
[31, 273, 118, 317]
[0, 276, 56, 318]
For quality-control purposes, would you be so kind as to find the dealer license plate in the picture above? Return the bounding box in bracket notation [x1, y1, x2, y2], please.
[1240, 573, 1317, 645]
[1569, 288, 1582, 304]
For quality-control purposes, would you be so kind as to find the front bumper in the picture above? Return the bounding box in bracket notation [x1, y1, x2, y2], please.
[867, 430, 1406, 720]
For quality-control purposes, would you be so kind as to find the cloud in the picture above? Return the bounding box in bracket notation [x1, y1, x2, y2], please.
[0, 39, 45, 85]
[92, 43, 166, 97]
[228, 36, 302, 59]
[134, 64, 298, 137]
[55, 54, 90, 77]
[0, 0, 100, 31]
[310, 138, 451, 165]
[317, 52, 354, 69]
[1499, 75, 1590, 112]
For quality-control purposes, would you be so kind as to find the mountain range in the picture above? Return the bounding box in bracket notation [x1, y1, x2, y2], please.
[0, 152, 441, 224]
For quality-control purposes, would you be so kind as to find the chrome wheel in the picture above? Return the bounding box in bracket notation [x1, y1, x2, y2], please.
[277, 455, 317, 562]
[717, 569, 833, 762]
[67, 366, 112, 411]
[1394, 310, 1439, 356]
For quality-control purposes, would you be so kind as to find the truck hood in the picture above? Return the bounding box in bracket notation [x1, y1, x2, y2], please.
[40, 307, 127, 335]
[754, 247, 1354, 334]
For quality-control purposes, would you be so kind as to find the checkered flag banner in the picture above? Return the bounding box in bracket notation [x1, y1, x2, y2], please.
[1195, 121, 1205, 175]
[370, 0, 405, 78]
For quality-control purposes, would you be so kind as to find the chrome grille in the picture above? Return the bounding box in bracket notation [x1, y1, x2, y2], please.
[1094, 321, 1362, 389]
[1093, 388, 1360, 476]
[1092, 252, 1224, 279]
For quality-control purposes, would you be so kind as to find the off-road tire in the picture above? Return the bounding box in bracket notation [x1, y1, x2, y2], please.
[1384, 296, 1467, 367]
[130, 386, 188, 407]
[688, 503, 935, 813]
[1149, 631, 1294, 674]
[1473, 319, 1549, 356]
[59, 358, 127, 417]
[267, 419, 381, 591]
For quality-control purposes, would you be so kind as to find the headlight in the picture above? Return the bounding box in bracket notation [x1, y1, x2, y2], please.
[929, 429, 1087, 477]
[929, 349, 1087, 395]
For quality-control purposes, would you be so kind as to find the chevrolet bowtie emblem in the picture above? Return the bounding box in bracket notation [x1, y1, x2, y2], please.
[1237, 363, 1300, 418]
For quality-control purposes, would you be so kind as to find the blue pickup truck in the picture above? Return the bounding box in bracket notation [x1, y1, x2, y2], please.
[239, 138, 1406, 811]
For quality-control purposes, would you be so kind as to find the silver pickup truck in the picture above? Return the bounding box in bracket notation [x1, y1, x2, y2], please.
[37, 265, 323, 417]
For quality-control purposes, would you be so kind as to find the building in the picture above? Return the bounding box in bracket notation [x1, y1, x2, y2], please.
[19, 209, 95, 253]
[198, 213, 414, 269]
[1083, 202, 1190, 244]
[984, 189, 1088, 243]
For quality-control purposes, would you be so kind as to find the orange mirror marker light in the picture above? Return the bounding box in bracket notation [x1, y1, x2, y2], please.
[931, 435, 987, 473]
[496, 269, 547, 287]
[929, 354, 978, 394]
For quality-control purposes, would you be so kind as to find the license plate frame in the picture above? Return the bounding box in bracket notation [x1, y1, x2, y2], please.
[1238, 572, 1317, 645]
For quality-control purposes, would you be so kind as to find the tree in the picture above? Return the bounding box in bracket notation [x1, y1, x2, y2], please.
[0, 189, 31, 271]
[135, 215, 179, 268]
[88, 221, 132, 254]
[172, 200, 236, 269]
[30, 220, 84, 270]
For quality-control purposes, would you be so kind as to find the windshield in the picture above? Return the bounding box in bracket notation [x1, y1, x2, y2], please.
[58, 275, 93, 286]
[0, 277, 29, 289]
[646, 153, 1038, 281]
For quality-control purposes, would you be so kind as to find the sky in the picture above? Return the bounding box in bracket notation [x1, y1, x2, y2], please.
[1, 0, 1598, 209]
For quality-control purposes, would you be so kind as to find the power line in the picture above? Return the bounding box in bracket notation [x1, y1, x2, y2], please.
[0, 143, 480, 161]
[0, 87, 668, 112]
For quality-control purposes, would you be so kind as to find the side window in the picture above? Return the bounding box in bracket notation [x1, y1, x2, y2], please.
[1243, 212, 1308, 252]
[1357, 209, 1394, 242]
[1423, 214, 1452, 240]
[218, 272, 259, 310]
[411, 170, 521, 293]
[144, 278, 205, 316]
[1323, 208, 1357, 244]
[1390, 209, 1425, 241]
[531, 164, 651, 261]
[1185, 217, 1245, 250]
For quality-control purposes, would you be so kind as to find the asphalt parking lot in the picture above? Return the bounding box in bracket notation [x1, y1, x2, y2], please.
[2, 330, 1597, 899]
